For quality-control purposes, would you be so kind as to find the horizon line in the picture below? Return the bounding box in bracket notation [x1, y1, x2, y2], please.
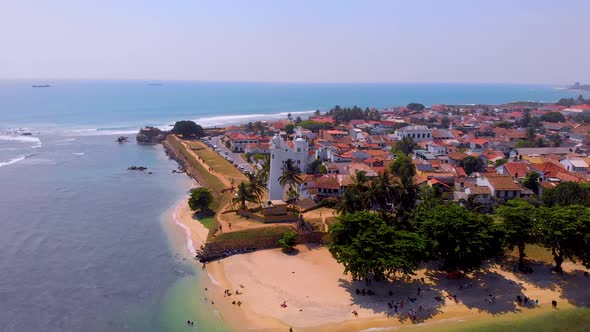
[0, 77, 576, 87]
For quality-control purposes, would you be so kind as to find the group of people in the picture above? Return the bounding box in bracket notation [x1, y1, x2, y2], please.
[516, 295, 539, 306]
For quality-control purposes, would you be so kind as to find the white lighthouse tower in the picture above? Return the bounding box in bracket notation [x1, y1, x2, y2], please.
[268, 134, 309, 200]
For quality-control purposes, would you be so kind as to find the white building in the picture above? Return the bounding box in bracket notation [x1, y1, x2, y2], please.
[268, 134, 310, 200]
[560, 157, 589, 173]
[394, 125, 433, 142]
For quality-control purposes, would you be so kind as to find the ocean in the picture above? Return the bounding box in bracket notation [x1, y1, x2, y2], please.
[0, 80, 583, 332]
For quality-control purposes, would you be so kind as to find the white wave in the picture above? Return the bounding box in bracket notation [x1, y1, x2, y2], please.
[72, 152, 85, 156]
[193, 110, 316, 128]
[0, 155, 26, 168]
[173, 208, 196, 256]
[0, 135, 42, 148]
[0, 148, 18, 151]
[207, 272, 220, 286]
[64, 128, 139, 137]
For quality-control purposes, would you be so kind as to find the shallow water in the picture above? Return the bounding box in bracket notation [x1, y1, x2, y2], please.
[0, 134, 228, 331]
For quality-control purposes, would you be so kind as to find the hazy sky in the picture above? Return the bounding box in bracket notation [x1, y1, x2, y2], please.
[1, 0, 588, 84]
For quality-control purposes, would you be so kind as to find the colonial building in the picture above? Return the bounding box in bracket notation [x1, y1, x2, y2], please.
[394, 125, 433, 142]
[268, 134, 310, 200]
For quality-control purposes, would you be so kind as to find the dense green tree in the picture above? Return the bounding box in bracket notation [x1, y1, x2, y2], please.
[326, 105, 380, 124]
[285, 123, 295, 135]
[329, 212, 426, 280]
[389, 153, 416, 178]
[415, 204, 504, 272]
[295, 116, 303, 124]
[279, 230, 297, 252]
[287, 113, 293, 121]
[522, 172, 540, 194]
[494, 121, 513, 129]
[541, 182, 590, 207]
[548, 133, 562, 147]
[536, 205, 590, 272]
[406, 103, 426, 111]
[306, 158, 325, 175]
[496, 199, 537, 271]
[188, 187, 213, 212]
[314, 109, 321, 116]
[461, 156, 484, 174]
[391, 136, 418, 155]
[171, 120, 205, 137]
[298, 120, 332, 133]
[540, 112, 566, 123]
[441, 116, 450, 128]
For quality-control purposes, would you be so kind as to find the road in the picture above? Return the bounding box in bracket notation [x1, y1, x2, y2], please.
[209, 135, 255, 174]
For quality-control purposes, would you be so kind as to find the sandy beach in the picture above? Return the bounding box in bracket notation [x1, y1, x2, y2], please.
[172, 199, 590, 332]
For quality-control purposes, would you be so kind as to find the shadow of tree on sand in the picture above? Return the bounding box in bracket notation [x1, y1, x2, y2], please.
[337, 264, 533, 324]
[338, 276, 444, 323]
[425, 269, 526, 315]
[559, 269, 590, 307]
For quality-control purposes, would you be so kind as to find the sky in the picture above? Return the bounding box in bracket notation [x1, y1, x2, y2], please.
[0, 0, 588, 84]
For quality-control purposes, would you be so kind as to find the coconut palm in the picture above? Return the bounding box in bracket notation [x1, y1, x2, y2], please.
[232, 182, 257, 210]
[286, 188, 300, 205]
[246, 171, 266, 205]
[278, 159, 303, 192]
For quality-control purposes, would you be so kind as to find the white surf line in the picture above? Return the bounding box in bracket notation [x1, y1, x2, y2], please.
[0, 155, 26, 168]
[173, 204, 197, 256]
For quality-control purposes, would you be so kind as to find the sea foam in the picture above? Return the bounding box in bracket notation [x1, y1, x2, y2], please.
[173, 208, 197, 256]
[193, 110, 316, 128]
[0, 155, 26, 168]
[0, 135, 42, 149]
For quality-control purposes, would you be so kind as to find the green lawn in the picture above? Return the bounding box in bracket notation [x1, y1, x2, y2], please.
[211, 225, 292, 242]
[186, 141, 246, 180]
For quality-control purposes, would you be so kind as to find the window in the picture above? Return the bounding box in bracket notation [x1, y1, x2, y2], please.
[297, 160, 301, 165]
[272, 154, 274, 159]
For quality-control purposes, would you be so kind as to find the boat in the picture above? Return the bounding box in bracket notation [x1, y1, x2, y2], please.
[32, 84, 51, 88]
[147, 83, 163, 86]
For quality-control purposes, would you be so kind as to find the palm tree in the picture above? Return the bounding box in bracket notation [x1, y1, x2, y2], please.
[278, 159, 303, 193]
[286, 188, 300, 204]
[369, 170, 397, 217]
[246, 171, 266, 205]
[232, 182, 256, 210]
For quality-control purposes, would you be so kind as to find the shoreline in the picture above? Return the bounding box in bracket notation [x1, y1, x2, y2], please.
[167, 196, 590, 332]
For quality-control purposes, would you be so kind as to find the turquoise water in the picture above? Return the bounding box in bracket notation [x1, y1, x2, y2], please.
[0, 81, 584, 331]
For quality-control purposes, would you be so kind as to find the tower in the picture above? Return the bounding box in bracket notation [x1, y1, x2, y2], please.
[268, 135, 309, 200]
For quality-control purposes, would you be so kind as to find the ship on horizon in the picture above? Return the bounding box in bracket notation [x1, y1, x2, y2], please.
[31, 84, 51, 88]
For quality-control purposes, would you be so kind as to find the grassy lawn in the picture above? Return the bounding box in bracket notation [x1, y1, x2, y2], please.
[197, 216, 216, 229]
[508, 244, 554, 264]
[211, 225, 292, 242]
[168, 136, 229, 211]
[186, 141, 246, 181]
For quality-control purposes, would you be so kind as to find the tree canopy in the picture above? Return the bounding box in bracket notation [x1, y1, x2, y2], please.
[541, 182, 590, 207]
[496, 199, 537, 270]
[461, 156, 485, 175]
[188, 187, 213, 212]
[406, 103, 426, 111]
[535, 205, 590, 272]
[415, 204, 504, 272]
[329, 212, 426, 280]
[540, 112, 566, 123]
[391, 136, 418, 155]
[171, 120, 205, 137]
[326, 105, 380, 124]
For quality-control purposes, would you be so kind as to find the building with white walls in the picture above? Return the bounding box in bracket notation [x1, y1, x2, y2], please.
[268, 134, 310, 200]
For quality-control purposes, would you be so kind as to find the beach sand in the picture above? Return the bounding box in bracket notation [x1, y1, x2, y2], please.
[173, 199, 590, 332]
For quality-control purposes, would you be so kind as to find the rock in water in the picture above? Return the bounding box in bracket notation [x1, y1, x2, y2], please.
[136, 127, 168, 144]
[117, 136, 129, 143]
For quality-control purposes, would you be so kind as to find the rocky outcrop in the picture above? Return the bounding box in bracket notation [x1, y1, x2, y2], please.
[136, 127, 168, 144]
[117, 136, 129, 143]
[128, 166, 148, 171]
